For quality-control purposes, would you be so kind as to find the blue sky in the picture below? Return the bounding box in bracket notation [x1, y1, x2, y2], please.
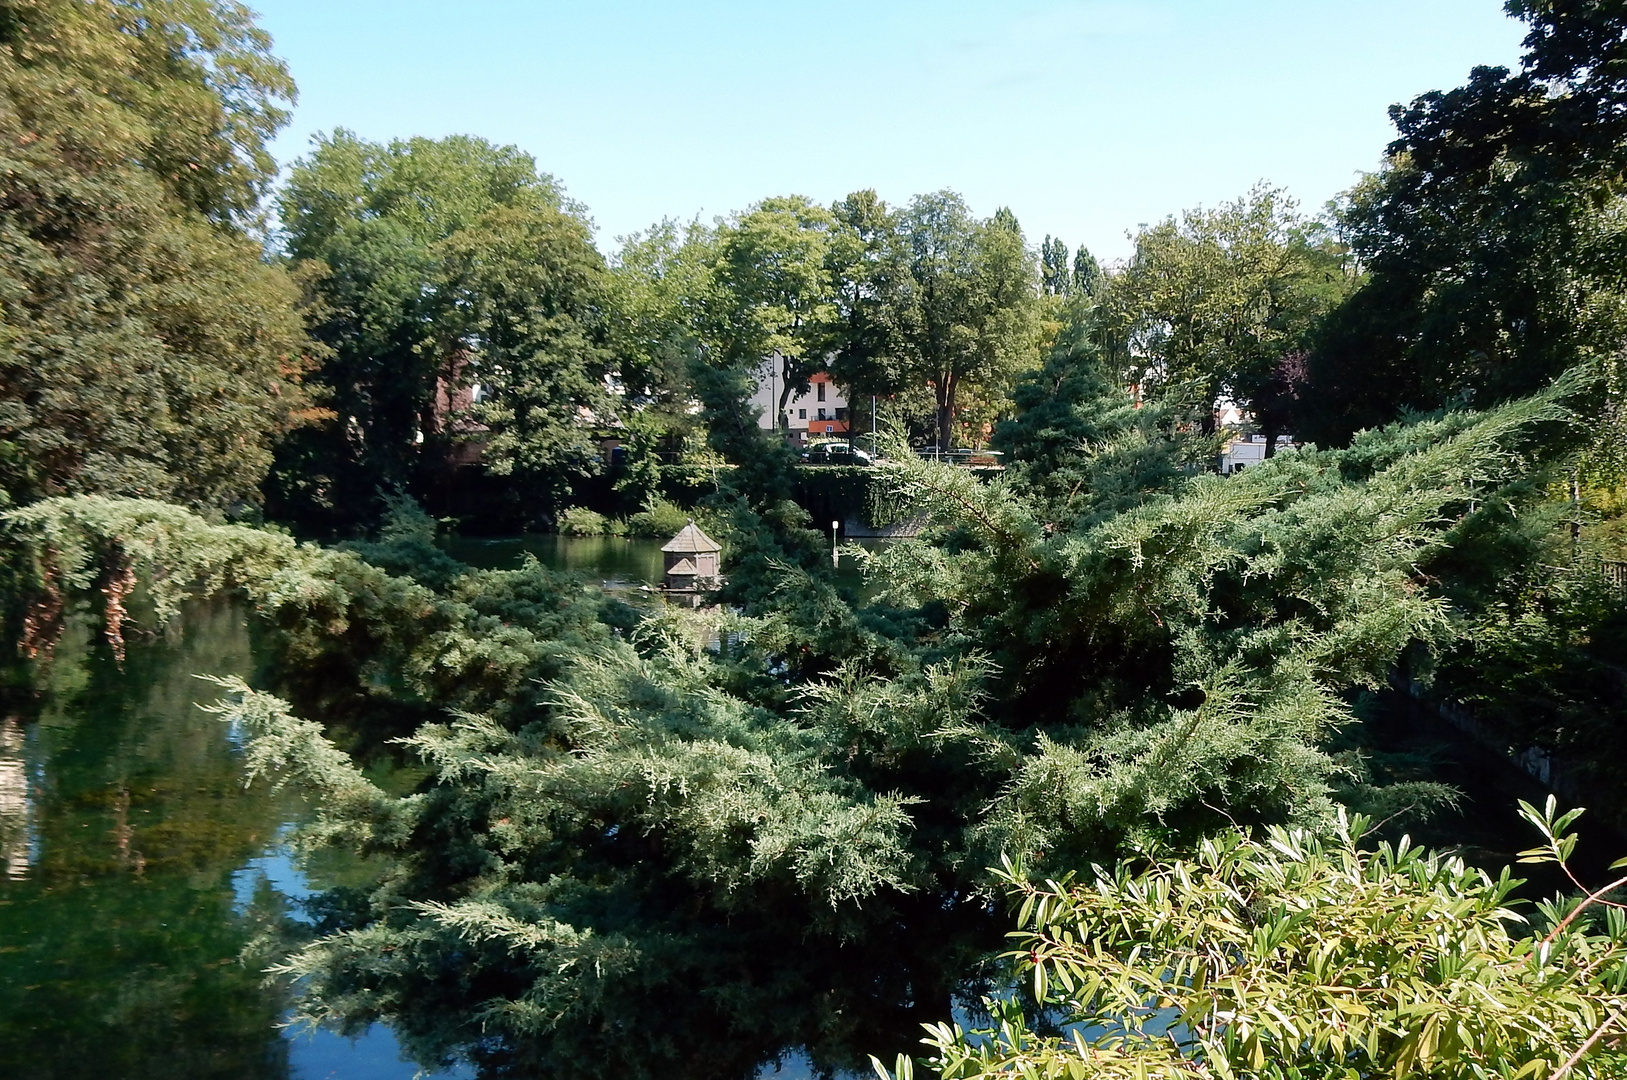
[253, 1, 1526, 260]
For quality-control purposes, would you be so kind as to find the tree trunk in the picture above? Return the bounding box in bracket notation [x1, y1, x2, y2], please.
[936, 374, 956, 452]
[1200, 381, 1222, 436]
[1262, 421, 1278, 459]
[775, 356, 795, 436]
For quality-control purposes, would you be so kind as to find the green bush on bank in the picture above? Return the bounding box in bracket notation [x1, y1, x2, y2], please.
[556, 498, 696, 538]
[557, 507, 622, 536]
[625, 498, 692, 537]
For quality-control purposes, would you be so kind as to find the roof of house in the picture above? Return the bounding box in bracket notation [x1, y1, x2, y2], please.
[661, 521, 721, 554]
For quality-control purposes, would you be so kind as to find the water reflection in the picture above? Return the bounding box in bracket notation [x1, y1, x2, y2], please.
[442, 533, 667, 584]
[0, 716, 34, 879]
[0, 600, 452, 1079]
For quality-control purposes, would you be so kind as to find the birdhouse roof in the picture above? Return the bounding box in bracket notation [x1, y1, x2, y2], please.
[665, 557, 699, 576]
[661, 521, 721, 554]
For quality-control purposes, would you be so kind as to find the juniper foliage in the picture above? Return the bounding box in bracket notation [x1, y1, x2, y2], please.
[0, 369, 1590, 1077]
[2, 495, 613, 737]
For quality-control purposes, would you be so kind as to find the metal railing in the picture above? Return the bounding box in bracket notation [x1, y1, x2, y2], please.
[914, 447, 1004, 467]
[1604, 560, 1627, 596]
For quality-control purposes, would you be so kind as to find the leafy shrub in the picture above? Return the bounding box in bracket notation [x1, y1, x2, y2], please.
[658, 462, 727, 505]
[876, 800, 1627, 1080]
[625, 498, 691, 538]
[557, 507, 613, 536]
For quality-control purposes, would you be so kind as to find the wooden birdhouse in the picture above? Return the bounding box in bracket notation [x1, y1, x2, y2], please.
[661, 520, 722, 605]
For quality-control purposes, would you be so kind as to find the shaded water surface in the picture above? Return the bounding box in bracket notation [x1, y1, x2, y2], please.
[443, 533, 667, 583]
[0, 600, 463, 1079]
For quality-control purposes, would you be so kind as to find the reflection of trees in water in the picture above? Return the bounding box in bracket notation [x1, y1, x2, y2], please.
[0, 716, 34, 879]
[0, 600, 296, 1080]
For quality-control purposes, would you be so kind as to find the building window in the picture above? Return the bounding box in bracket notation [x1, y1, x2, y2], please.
[798, 408, 806, 419]
[835, 407, 847, 421]
[817, 408, 826, 421]
[817, 382, 826, 402]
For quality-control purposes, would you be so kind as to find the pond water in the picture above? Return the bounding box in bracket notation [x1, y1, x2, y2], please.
[0, 601, 470, 1080]
[443, 533, 668, 583]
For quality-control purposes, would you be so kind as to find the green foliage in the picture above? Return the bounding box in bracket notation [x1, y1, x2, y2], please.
[444, 203, 613, 483]
[556, 506, 616, 536]
[624, 497, 691, 538]
[1071, 245, 1103, 299]
[792, 465, 886, 529]
[1109, 183, 1355, 441]
[199, 675, 401, 850]
[0, 0, 319, 510]
[827, 189, 911, 409]
[608, 219, 717, 414]
[711, 196, 841, 432]
[6, 366, 1593, 1076]
[3, 495, 612, 734]
[1428, 548, 1627, 819]
[604, 186, 1048, 467]
[863, 381, 1577, 865]
[9, 4, 1627, 1075]
[337, 492, 467, 590]
[1, 0, 294, 226]
[271, 130, 610, 530]
[995, 294, 1217, 527]
[200, 613, 995, 1079]
[893, 193, 1046, 450]
[1301, 1, 1627, 454]
[1039, 236, 1070, 297]
[876, 803, 1627, 1080]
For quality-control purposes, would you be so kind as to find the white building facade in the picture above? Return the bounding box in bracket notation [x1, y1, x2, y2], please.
[748, 355, 850, 444]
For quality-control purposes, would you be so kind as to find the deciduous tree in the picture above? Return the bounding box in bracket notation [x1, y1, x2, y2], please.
[0, 0, 318, 511]
[1111, 185, 1354, 448]
[894, 193, 1044, 450]
[273, 132, 610, 528]
[1301, 0, 1627, 450]
[710, 195, 840, 433]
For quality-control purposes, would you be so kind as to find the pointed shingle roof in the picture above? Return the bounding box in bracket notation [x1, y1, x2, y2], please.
[661, 520, 721, 554]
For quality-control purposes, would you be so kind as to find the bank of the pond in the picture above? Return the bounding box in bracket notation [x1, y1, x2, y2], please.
[0, 599, 468, 1080]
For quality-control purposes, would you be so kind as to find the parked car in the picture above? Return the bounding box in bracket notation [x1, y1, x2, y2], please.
[801, 443, 874, 466]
